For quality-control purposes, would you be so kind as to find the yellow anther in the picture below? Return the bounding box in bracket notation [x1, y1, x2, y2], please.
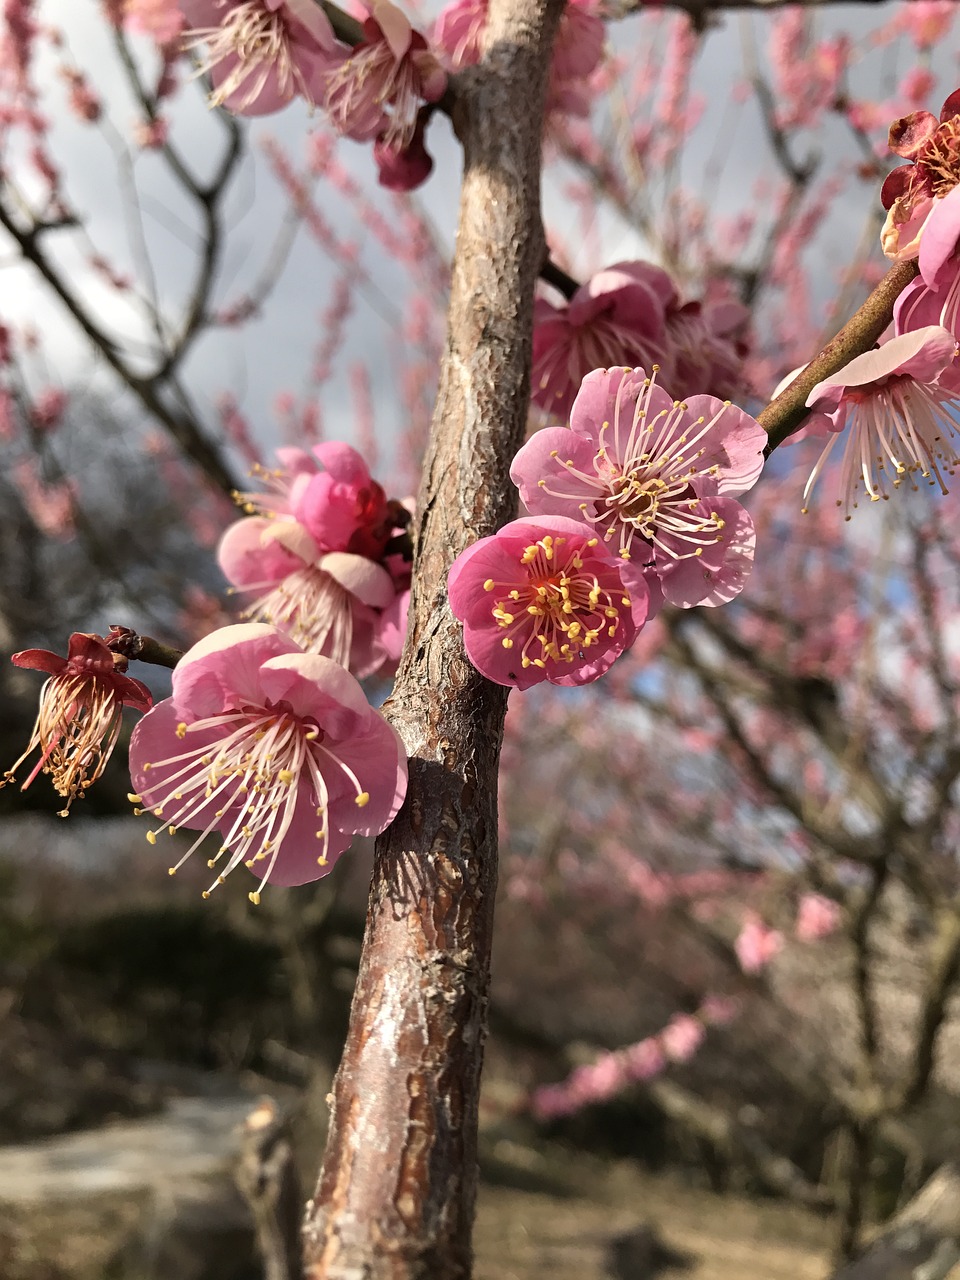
[355, 791, 370, 808]
[248, 891, 261, 905]
[502, 637, 514, 649]
[127, 792, 142, 804]
[146, 831, 158, 845]
[278, 768, 295, 783]
[176, 722, 187, 739]
[483, 578, 495, 591]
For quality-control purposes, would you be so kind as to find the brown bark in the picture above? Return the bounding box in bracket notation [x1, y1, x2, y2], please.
[301, 0, 563, 1275]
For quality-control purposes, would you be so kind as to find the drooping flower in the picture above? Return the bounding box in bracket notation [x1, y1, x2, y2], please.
[218, 516, 398, 677]
[531, 264, 671, 421]
[894, 185, 960, 391]
[3, 633, 153, 815]
[799, 325, 960, 515]
[512, 366, 766, 608]
[236, 441, 394, 559]
[180, 0, 338, 115]
[447, 515, 649, 690]
[374, 115, 433, 191]
[322, 0, 447, 151]
[128, 623, 407, 898]
[881, 87, 960, 260]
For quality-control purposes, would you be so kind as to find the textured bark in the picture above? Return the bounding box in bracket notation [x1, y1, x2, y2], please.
[301, 1, 563, 1275]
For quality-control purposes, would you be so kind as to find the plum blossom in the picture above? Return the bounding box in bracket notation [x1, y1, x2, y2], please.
[218, 516, 398, 678]
[894, 185, 960, 389]
[512, 366, 766, 608]
[3, 633, 152, 815]
[734, 912, 783, 974]
[323, 0, 446, 151]
[799, 325, 960, 515]
[531, 264, 671, 421]
[795, 892, 841, 942]
[447, 515, 649, 690]
[881, 87, 960, 260]
[236, 441, 394, 559]
[128, 624, 407, 898]
[180, 0, 338, 115]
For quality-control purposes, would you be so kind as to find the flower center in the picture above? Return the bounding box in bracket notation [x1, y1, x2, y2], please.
[242, 565, 357, 665]
[483, 534, 629, 671]
[133, 703, 370, 901]
[920, 115, 960, 199]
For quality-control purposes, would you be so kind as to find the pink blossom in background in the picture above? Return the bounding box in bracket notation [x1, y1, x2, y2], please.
[512, 366, 765, 608]
[800, 325, 960, 515]
[531, 263, 671, 421]
[433, 0, 604, 113]
[124, 0, 185, 44]
[29, 387, 67, 432]
[660, 1013, 705, 1063]
[181, 0, 338, 115]
[218, 516, 399, 678]
[795, 892, 841, 942]
[881, 86, 960, 260]
[129, 624, 407, 898]
[132, 116, 169, 148]
[734, 911, 783, 974]
[665, 294, 750, 402]
[3, 633, 152, 815]
[323, 0, 446, 150]
[447, 515, 649, 690]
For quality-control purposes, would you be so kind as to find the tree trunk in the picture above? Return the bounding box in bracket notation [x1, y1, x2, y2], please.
[301, 0, 563, 1274]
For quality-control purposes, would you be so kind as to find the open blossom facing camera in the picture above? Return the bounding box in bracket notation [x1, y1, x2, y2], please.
[3, 633, 152, 815]
[447, 516, 649, 690]
[180, 0, 338, 115]
[512, 367, 766, 608]
[129, 624, 407, 899]
[800, 325, 960, 515]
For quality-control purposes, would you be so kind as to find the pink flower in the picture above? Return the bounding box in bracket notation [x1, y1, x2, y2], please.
[881, 87, 960, 260]
[218, 516, 398, 678]
[795, 892, 841, 942]
[665, 295, 750, 401]
[895, 186, 960, 391]
[531, 263, 671, 421]
[734, 912, 783, 974]
[237, 441, 394, 559]
[800, 325, 960, 515]
[180, 0, 338, 115]
[323, 0, 447, 150]
[128, 623, 407, 898]
[124, 0, 185, 44]
[660, 1013, 705, 1063]
[3, 633, 152, 815]
[512, 366, 766, 608]
[447, 515, 649, 690]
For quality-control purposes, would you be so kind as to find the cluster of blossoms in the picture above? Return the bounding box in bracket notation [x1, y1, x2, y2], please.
[780, 87, 960, 516]
[5, 439, 412, 900]
[219, 441, 411, 680]
[133, 0, 611, 190]
[449, 365, 767, 689]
